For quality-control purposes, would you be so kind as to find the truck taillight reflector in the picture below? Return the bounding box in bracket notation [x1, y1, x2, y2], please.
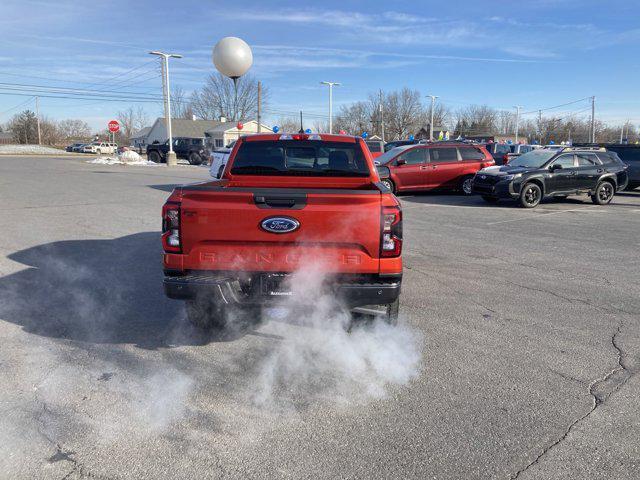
[381, 206, 402, 258]
[162, 203, 181, 253]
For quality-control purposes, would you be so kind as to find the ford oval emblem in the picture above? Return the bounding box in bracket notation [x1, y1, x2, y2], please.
[480, 175, 486, 179]
[260, 216, 300, 234]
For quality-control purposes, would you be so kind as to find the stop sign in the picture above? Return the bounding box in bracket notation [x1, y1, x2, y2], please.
[108, 120, 120, 133]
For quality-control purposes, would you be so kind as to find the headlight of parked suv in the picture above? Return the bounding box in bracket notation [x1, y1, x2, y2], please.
[503, 173, 522, 181]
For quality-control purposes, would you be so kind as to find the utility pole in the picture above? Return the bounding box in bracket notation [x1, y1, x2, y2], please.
[150, 50, 183, 166]
[299, 110, 304, 133]
[257, 81, 262, 133]
[538, 110, 543, 144]
[35, 96, 41, 145]
[320, 81, 341, 134]
[590, 96, 596, 143]
[426, 95, 438, 141]
[379, 89, 385, 142]
[513, 105, 523, 144]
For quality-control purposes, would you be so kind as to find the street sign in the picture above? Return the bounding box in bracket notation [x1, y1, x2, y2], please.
[108, 120, 120, 133]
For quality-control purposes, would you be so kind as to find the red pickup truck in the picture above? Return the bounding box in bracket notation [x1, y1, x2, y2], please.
[162, 133, 403, 329]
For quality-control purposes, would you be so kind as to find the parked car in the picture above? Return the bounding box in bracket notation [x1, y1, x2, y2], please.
[503, 144, 536, 164]
[375, 142, 494, 194]
[83, 142, 117, 154]
[483, 142, 513, 165]
[209, 147, 232, 178]
[162, 133, 403, 329]
[365, 140, 385, 159]
[72, 143, 87, 152]
[384, 140, 419, 152]
[472, 148, 628, 208]
[66, 142, 85, 152]
[577, 144, 640, 191]
[147, 137, 206, 165]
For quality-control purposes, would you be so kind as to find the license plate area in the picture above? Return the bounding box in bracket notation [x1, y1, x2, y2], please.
[260, 273, 292, 297]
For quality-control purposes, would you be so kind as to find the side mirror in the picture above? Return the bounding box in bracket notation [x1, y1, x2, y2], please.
[550, 163, 562, 171]
[376, 165, 391, 179]
[396, 158, 406, 166]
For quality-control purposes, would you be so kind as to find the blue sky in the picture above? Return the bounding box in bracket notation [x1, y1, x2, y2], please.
[1, 0, 639, 131]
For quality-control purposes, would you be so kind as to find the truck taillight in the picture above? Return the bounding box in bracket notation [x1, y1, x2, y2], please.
[381, 206, 402, 258]
[162, 203, 181, 253]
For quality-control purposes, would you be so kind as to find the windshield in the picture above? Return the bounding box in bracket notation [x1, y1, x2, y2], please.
[509, 150, 556, 168]
[376, 145, 414, 164]
[230, 140, 369, 177]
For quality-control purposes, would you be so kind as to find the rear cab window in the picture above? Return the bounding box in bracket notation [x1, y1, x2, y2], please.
[230, 140, 369, 177]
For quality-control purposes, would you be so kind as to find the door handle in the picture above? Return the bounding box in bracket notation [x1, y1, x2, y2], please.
[570, 171, 577, 175]
[597, 169, 604, 173]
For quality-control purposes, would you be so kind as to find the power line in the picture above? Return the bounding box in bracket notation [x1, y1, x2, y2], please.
[521, 97, 591, 115]
[0, 95, 34, 116]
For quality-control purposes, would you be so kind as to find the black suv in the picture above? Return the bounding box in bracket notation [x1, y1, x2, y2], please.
[472, 148, 628, 208]
[146, 137, 206, 165]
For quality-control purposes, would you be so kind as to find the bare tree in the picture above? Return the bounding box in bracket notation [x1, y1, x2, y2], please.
[385, 88, 423, 140]
[171, 86, 194, 119]
[117, 106, 150, 142]
[57, 119, 91, 140]
[334, 101, 372, 136]
[190, 73, 267, 121]
[276, 116, 301, 133]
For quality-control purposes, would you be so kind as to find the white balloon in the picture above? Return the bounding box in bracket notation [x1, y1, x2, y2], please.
[212, 37, 253, 79]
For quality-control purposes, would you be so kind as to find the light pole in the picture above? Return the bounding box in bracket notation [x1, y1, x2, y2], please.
[150, 51, 182, 166]
[213, 37, 253, 124]
[426, 95, 438, 141]
[320, 81, 341, 134]
[513, 105, 523, 143]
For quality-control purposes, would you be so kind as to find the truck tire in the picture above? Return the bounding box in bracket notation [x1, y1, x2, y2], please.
[383, 297, 400, 326]
[591, 180, 615, 205]
[148, 151, 162, 163]
[186, 297, 226, 330]
[188, 152, 203, 166]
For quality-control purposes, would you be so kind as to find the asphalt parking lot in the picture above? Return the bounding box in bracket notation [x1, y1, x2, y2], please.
[1, 155, 639, 480]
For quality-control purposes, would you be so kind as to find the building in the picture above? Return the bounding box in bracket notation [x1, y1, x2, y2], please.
[130, 126, 151, 152]
[205, 120, 270, 148]
[145, 117, 270, 148]
[415, 125, 450, 140]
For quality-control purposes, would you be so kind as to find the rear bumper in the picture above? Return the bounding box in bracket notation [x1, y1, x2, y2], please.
[163, 271, 402, 308]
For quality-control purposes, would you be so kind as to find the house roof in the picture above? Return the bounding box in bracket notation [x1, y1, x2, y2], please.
[130, 126, 151, 139]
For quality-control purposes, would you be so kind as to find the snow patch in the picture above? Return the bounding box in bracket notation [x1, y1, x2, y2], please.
[87, 151, 158, 166]
[0, 144, 73, 155]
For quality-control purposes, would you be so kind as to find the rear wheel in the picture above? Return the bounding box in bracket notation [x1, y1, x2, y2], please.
[591, 180, 615, 205]
[188, 152, 203, 165]
[186, 297, 226, 330]
[380, 178, 396, 193]
[482, 195, 499, 204]
[460, 175, 474, 195]
[148, 151, 162, 163]
[519, 182, 542, 208]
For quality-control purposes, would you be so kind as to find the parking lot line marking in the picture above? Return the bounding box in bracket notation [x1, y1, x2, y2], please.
[486, 207, 602, 225]
[401, 203, 514, 211]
